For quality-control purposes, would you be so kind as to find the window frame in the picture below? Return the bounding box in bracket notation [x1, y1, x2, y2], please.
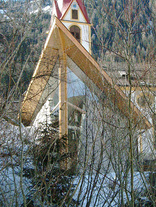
[72, 9, 78, 19]
[70, 25, 81, 43]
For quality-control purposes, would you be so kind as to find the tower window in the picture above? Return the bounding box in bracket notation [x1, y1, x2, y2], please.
[70, 25, 80, 43]
[72, 9, 78, 19]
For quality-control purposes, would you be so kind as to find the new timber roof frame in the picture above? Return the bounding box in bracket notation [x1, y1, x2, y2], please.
[21, 17, 152, 129]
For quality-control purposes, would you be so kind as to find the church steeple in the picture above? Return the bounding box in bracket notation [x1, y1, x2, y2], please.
[51, 0, 91, 53]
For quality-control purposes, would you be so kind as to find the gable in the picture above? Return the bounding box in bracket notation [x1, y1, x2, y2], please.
[63, 0, 87, 23]
[21, 17, 151, 129]
[52, 0, 90, 23]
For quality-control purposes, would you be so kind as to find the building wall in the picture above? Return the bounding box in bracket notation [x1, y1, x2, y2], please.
[61, 1, 91, 53]
[131, 90, 155, 124]
[78, 97, 139, 173]
[33, 99, 51, 128]
[63, 4, 86, 23]
[62, 21, 91, 53]
[31, 73, 155, 173]
[141, 128, 155, 160]
[122, 88, 156, 157]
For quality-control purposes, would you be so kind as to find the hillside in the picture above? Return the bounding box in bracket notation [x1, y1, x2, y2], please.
[0, 0, 155, 94]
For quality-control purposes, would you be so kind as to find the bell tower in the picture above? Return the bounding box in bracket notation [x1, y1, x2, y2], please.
[52, 0, 91, 54]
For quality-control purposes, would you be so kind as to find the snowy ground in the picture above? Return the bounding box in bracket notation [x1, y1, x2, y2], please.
[71, 171, 150, 207]
[29, 5, 52, 14]
[0, 120, 153, 206]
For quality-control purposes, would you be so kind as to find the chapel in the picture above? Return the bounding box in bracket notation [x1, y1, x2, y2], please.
[21, 0, 155, 170]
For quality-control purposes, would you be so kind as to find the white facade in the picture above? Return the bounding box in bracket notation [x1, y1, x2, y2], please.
[33, 100, 51, 128]
[62, 21, 91, 52]
[122, 88, 156, 159]
[62, 1, 91, 53]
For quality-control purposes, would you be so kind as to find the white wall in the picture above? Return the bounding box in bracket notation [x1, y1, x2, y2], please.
[33, 99, 51, 128]
[63, 5, 86, 23]
[62, 1, 91, 53]
[141, 128, 156, 160]
[63, 21, 90, 52]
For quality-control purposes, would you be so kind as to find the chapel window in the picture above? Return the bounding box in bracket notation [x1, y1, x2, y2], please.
[71, 2, 79, 19]
[70, 25, 80, 43]
[72, 9, 78, 19]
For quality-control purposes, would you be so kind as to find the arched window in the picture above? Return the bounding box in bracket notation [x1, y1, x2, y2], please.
[70, 25, 80, 43]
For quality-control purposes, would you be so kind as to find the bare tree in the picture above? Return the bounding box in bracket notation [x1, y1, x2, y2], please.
[0, 0, 155, 206]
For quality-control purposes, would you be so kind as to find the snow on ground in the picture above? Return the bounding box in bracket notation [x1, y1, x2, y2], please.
[29, 5, 52, 14]
[0, 119, 34, 206]
[72, 171, 150, 206]
[0, 119, 152, 206]
[0, 9, 5, 14]
[0, 166, 32, 206]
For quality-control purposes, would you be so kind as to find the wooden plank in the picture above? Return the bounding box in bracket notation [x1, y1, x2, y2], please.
[58, 28, 68, 169]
